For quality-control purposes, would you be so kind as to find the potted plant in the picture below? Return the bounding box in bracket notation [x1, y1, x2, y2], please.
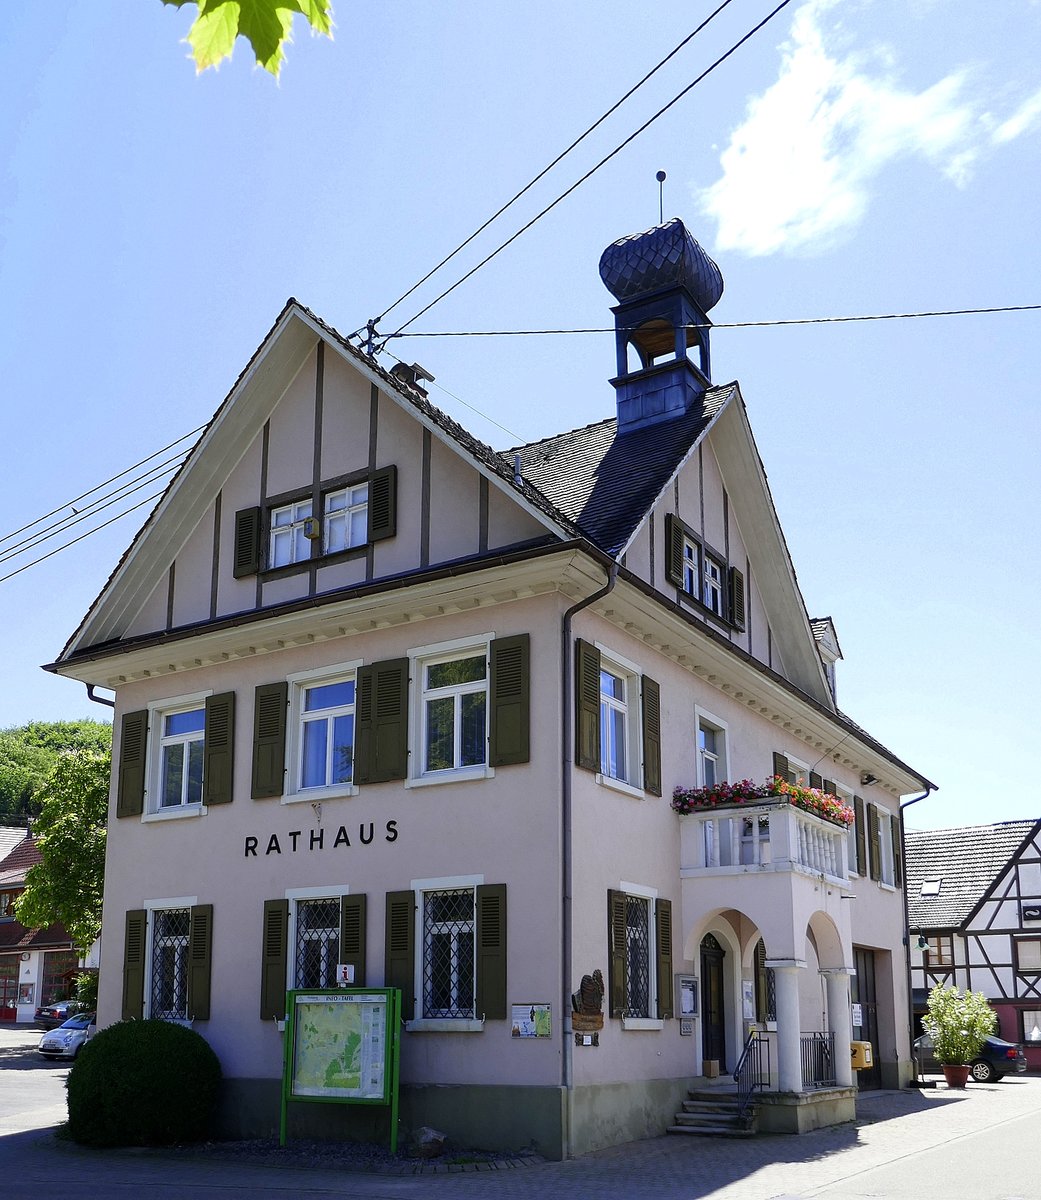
[921, 984, 997, 1088]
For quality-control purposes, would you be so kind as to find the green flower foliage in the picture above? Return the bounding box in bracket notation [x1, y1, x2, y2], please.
[161, 0, 334, 76]
[922, 984, 997, 1065]
[66, 1020, 221, 1146]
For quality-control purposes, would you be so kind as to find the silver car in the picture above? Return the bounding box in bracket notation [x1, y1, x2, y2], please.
[37, 1011, 94, 1060]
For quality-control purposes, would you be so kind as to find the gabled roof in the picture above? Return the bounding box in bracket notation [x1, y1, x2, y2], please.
[906, 820, 1039, 929]
[0, 831, 39, 884]
[502, 387, 733, 557]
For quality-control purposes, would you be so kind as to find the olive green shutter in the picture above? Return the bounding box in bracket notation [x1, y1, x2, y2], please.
[823, 778, 836, 797]
[868, 802, 882, 881]
[251, 682, 287, 799]
[188, 903, 213, 1021]
[385, 891, 415, 1021]
[122, 909, 146, 1020]
[890, 814, 903, 887]
[233, 506, 262, 577]
[772, 751, 790, 783]
[117, 709, 148, 818]
[339, 894, 367, 987]
[475, 883, 508, 1020]
[260, 899, 289, 1020]
[489, 634, 530, 766]
[204, 692, 235, 806]
[575, 639, 601, 773]
[728, 566, 746, 629]
[854, 796, 867, 876]
[655, 898, 674, 1018]
[368, 465, 397, 542]
[641, 676, 662, 796]
[809, 770, 823, 791]
[607, 889, 627, 1019]
[354, 659, 409, 784]
[664, 515, 685, 588]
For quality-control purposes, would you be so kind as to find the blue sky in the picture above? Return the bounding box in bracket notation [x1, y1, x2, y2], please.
[1, 1, 1038, 832]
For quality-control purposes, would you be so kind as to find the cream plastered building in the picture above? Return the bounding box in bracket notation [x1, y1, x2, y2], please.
[48, 219, 933, 1158]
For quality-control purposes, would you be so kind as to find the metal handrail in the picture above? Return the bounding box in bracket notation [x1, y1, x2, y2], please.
[733, 1029, 770, 1115]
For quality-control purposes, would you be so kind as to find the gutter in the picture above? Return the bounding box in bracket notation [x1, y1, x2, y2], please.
[900, 785, 935, 1084]
[560, 561, 618, 1159]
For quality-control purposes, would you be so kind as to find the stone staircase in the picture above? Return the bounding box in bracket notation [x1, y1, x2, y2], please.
[667, 1086, 757, 1138]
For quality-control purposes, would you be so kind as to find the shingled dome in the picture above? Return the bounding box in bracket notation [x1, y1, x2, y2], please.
[599, 217, 724, 312]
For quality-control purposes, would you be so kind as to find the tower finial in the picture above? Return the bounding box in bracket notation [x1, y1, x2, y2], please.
[655, 170, 666, 224]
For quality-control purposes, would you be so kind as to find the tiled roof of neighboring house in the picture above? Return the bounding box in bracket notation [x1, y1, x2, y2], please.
[0, 833, 40, 884]
[0, 920, 72, 951]
[0, 825, 26, 863]
[906, 820, 1039, 929]
[502, 386, 734, 557]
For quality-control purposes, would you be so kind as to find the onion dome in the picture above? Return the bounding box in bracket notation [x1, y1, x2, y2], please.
[599, 217, 724, 313]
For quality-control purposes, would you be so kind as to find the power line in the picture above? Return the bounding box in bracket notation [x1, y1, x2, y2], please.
[389, 303, 1041, 337]
[0, 490, 166, 586]
[381, 0, 795, 346]
[371, 0, 738, 326]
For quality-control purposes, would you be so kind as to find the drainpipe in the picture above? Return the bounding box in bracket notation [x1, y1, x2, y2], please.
[560, 561, 618, 1159]
[900, 785, 934, 1085]
[85, 684, 115, 709]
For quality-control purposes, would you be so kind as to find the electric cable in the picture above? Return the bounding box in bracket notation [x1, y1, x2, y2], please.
[371, 0, 738, 326]
[381, 0, 795, 346]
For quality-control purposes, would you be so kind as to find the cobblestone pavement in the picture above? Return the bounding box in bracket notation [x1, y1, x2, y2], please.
[5, 1021, 1040, 1200]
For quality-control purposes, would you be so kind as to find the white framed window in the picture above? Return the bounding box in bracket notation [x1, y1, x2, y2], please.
[1022, 1009, 1041, 1042]
[784, 756, 810, 787]
[270, 497, 314, 568]
[616, 880, 662, 1030]
[682, 535, 700, 600]
[286, 661, 361, 800]
[323, 483, 368, 554]
[702, 551, 725, 616]
[410, 636, 492, 783]
[143, 895, 197, 1021]
[876, 807, 895, 885]
[286, 886, 349, 990]
[1016, 939, 1041, 973]
[411, 874, 484, 1031]
[695, 707, 728, 788]
[145, 693, 211, 818]
[597, 646, 642, 790]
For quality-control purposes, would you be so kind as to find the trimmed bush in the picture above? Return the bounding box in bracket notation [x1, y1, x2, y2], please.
[66, 1020, 221, 1146]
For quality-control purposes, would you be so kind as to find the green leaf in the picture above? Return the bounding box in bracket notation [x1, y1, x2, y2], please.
[169, 0, 333, 77]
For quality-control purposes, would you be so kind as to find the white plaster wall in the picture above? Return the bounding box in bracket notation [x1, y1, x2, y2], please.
[265, 351, 317, 499]
[319, 352, 373, 481]
[170, 511, 215, 629]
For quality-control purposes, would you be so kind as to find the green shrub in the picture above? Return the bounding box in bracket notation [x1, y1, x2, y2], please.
[922, 984, 996, 1065]
[66, 1020, 221, 1146]
[74, 970, 98, 1011]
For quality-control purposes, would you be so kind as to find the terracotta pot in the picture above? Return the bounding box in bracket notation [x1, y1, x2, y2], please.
[942, 1064, 971, 1088]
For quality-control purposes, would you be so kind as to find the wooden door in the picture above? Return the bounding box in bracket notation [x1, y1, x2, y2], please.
[701, 933, 726, 1066]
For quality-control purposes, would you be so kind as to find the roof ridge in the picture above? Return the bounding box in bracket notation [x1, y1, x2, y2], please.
[498, 415, 618, 458]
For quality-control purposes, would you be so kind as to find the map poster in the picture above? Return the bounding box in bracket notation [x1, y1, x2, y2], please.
[286, 989, 397, 1102]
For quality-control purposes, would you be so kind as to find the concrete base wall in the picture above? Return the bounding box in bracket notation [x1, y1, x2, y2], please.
[215, 1078, 568, 1161]
[756, 1088, 857, 1134]
[570, 1077, 693, 1156]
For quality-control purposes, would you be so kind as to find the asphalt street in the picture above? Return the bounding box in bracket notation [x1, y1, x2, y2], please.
[3, 1024, 1039, 1199]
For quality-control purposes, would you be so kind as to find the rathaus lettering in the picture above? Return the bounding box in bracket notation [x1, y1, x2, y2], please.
[244, 819, 399, 858]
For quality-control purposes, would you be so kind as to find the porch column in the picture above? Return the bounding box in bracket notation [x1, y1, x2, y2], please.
[768, 959, 805, 1093]
[821, 967, 854, 1087]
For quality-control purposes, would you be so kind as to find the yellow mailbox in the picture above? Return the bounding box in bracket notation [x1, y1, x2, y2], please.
[850, 1040, 873, 1070]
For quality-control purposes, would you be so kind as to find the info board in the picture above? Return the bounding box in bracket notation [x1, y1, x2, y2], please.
[280, 988, 401, 1150]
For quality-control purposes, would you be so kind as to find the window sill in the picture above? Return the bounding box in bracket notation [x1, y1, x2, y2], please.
[406, 766, 494, 789]
[142, 804, 207, 823]
[282, 784, 359, 805]
[406, 1018, 485, 1033]
[621, 1017, 664, 1031]
[595, 773, 645, 801]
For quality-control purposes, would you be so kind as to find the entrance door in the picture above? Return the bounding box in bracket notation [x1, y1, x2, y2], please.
[0, 957, 17, 1021]
[701, 933, 726, 1067]
[851, 946, 881, 1089]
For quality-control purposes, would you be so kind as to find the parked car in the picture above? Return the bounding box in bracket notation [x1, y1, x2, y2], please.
[34, 999, 83, 1029]
[913, 1032, 1027, 1082]
[37, 1011, 94, 1060]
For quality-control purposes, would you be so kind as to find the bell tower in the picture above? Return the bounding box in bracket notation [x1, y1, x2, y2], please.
[599, 218, 724, 435]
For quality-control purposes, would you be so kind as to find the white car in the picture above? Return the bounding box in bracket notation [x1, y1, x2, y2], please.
[37, 1011, 94, 1060]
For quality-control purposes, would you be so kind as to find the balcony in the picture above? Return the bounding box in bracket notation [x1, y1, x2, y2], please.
[679, 801, 850, 885]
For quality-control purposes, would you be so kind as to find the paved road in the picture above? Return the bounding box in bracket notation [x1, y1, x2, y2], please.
[3, 1024, 1039, 1199]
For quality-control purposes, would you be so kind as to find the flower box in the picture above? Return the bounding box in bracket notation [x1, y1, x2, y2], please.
[671, 776, 854, 829]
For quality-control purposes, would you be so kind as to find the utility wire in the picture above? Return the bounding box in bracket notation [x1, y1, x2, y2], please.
[0, 490, 166, 586]
[0, 425, 203, 549]
[382, 0, 795, 346]
[371, 0, 738, 326]
[389, 303, 1041, 338]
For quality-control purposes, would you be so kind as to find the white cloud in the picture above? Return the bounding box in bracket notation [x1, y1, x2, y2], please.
[993, 85, 1041, 143]
[700, 0, 983, 255]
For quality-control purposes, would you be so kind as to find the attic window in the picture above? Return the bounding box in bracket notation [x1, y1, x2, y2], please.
[920, 878, 942, 897]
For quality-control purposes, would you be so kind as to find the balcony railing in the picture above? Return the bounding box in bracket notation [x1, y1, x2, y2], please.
[680, 801, 850, 883]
